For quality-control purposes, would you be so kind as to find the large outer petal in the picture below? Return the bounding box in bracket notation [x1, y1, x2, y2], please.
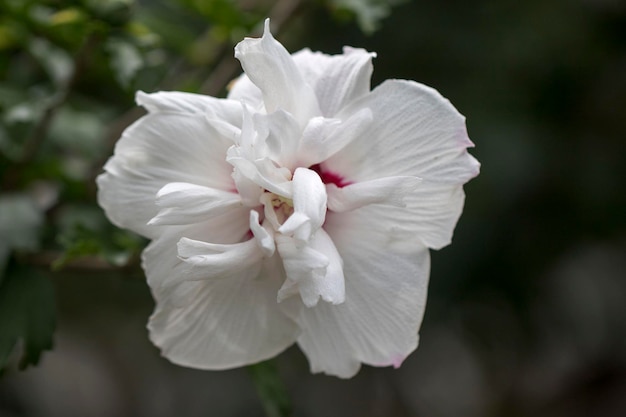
[144, 211, 299, 369]
[323, 80, 480, 249]
[293, 211, 430, 378]
[136, 91, 241, 120]
[326, 79, 479, 182]
[292, 47, 375, 117]
[97, 110, 235, 239]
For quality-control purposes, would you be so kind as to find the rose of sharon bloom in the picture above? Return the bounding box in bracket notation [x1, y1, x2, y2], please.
[97, 19, 479, 378]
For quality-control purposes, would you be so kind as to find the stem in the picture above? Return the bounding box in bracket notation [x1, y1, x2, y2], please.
[248, 360, 292, 417]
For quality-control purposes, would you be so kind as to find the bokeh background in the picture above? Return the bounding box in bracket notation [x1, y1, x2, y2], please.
[1, 0, 625, 416]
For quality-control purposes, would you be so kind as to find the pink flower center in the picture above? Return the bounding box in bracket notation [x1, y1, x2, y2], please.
[309, 164, 351, 188]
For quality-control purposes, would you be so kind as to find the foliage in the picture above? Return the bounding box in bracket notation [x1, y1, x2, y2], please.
[0, 265, 55, 372]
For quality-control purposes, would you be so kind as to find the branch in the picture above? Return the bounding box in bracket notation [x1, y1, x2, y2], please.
[19, 35, 99, 166]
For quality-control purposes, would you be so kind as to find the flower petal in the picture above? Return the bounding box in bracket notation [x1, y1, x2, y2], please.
[97, 112, 234, 238]
[143, 208, 250, 304]
[294, 213, 430, 378]
[136, 91, 240, 119]
[292, 46, 375, 117]
[278, 167, 327, 242]
[227, 73, 264, 109]
[365, 182, 467, 249]
[326, 79, 480, 184]
[226, 107, 294, 198]
[253, 110, 302, 170]
[137, 90, 245, 146]
[142, 208, 298, 370]
[321, 79, 479, 249]
[326, 175, 422, 213]
[234, 19, 320, 122]
[176, 237, 264, 282]
[249, 210, 275, 257]
[276, 228, 344, 307]
[148, 251, 298, 370]
[148, 182, 242, 226]
[296, 108, 373, 167]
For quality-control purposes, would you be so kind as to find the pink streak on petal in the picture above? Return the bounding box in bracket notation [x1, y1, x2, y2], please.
[392, 354, 407, 369]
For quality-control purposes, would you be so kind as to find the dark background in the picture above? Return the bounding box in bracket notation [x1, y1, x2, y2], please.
[1, 0, 625, 416]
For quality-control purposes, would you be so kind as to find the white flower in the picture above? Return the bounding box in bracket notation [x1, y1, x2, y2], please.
[97, 19, 480, 378]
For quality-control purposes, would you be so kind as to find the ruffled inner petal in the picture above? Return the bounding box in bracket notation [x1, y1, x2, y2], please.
[276, 228, 344, 307]
[289, 167, 327, 237]
[176, 237, 264, 282]
[148, 182, 242, 226]
[227, 106, 293, 198]
[234, 19, 321, 122]
[292, 47, 376, 117]
[249, 210, 275, 257]
[253, 110, 302, 171]
[326, 176, 422, 213]
[296, 108, 372, 168]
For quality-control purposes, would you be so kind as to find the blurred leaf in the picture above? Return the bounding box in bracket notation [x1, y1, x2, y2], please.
[0, 265, 55, 372]
[0, 84, 25, 109]
[126, 20, 160, 47]
[86, 0, 134, 27]
[0, 194, 44, 275]
[49, 106, 107, 158]
[331, 0, 405, 33]
[52, 224, 102, 270]
[106, 38, 144, 87]
[0, 24, 19, 50]
[53, 205, 144, 270]
[49, 8, 86, 26]
[3, 100, 45, 124]
[180, 0, 249, 28]
[28, 37, 73, 86]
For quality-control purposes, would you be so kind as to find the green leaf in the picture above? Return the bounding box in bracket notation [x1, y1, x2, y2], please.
[0, 194, 44, 276]
[0, 265, 56, 372]
[27, 37, 73, 86]
[106, 38, 144, 88]
[53, 205, 144, 270]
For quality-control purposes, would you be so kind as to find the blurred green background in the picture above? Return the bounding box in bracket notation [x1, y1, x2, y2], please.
[1, 0, 625, 416]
